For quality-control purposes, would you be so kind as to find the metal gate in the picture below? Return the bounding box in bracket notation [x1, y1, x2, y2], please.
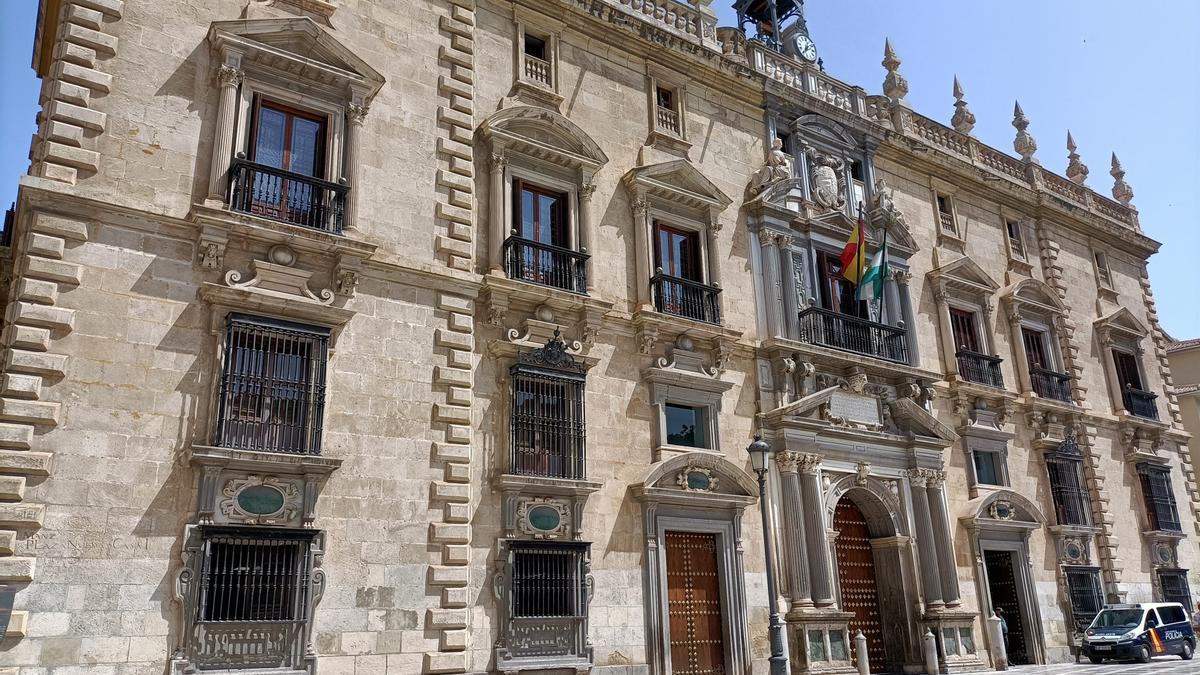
[834, 499, 886, 672]
[665, 531, 726, 674]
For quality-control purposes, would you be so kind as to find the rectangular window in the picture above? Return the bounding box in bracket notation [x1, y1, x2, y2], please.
[972, 450, 1003, 486]
[215, 315, 329, 455]
[522, 33, 551, 86]
[252, 99, 326, 179]
[1047, 459, 1091, 526]
[198, 528, 314, 623]
[950, 308, 980, 353]
[655, 86, 681, 135]
[817, 251, 862, 317]
[1094, 251, 1113, 288]
[1022, 327, 1049, 370]
[514, 180, 567, 247]
[665, 404, 708, 449]
[523, 34, 546, 60]
[936, 194, 955, 233]
[1006, 220, 1026, 259]
[511, 542, 587, 618]
[850, 160, 866, 209]
[1065, 568, 1104, 632]
[1138, 465, 1182, 532]
[1112, 349, 1144, 391]
[510, 364, 585, 480]
[654, 222, 701, 282]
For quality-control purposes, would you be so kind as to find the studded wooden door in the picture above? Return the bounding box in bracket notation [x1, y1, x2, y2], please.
[834, 499, 886, 673]
[665, 531, 726, 675]
[983, 550, 1029, 665]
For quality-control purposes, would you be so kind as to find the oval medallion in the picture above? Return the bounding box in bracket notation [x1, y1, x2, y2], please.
[686, 471, 711, 491]
[1065, 542, 1082, 561]
[1157, 545, 1172, 563]
[527, 505, 561, 532]
[238, 485, 285, 515]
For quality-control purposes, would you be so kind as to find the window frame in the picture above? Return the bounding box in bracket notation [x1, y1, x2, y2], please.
[508, 335, 588, 481]
[496, 538, 593, 667]
[514, 19, 559, 95]
[964, 437, 1009, 492]
[646, 68, 688, 144]
[1004, 218, 1027, 261]
[233, 77, 345, 190]
[197, 526, 317, 624]
[1137, 464, 1182, 533]
[1093, 250, 1114, 291]
[653, 220, 704, 283]
[1064, 567, 1104, 633]
[934, 191, 958, 235]
[1157, 570, 1193, 610]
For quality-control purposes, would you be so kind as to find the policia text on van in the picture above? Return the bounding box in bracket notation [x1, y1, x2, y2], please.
[1082, 603, 1195, 663]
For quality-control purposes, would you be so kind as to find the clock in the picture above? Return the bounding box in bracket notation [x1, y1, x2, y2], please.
[793, 33, 818, 62]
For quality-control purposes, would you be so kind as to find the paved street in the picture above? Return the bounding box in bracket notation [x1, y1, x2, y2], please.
[999, 656, 1195, 675]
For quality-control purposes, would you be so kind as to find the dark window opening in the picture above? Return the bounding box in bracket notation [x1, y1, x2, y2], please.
[524, 34, 547, 60]
[215, 315, 329, 455]
[950, 308, 980, 353]
[1006, 220, 1025, 258]
[817, 251, 864, 317]
[1112, 349, 1143, 391]
[1047, 459, 1090, 526]
[198, 528, 314, 623]
[654, 223, 702, 282]
[1022, 327, 1049, 369]
[1095, 252, 1112, 287]
[1138, 465, 1182, 532]
[850, 160, 866, 208]
[665, 404, 707, 449]
[936, 194, 956, 232]
[972, 451, 1002, 486]
[656, 87, 676, 112]
[1065, 568, 1103, 632]
[509, 350, 586, 480]
[511, 542, 587, 619]
[514, 179, 567, 247]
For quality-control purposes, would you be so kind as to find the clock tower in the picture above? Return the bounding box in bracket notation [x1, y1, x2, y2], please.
[781, 2, 818, 63]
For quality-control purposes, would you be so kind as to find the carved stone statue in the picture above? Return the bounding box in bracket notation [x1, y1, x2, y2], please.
[808, 148, 846, 210]
[749, 138, 793, 195]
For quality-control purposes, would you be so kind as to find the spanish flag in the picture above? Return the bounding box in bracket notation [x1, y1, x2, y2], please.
[840, 208, 866, 285]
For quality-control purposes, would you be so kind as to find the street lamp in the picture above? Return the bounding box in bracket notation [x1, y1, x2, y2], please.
[749, 435, 789, 675]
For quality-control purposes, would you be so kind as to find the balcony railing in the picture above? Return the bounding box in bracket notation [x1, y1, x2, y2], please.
[656, 105, 681, 135]
[796, 306, 908, 363]
[524, 55, 552, 86]
[651, 272, 720, 325]
[1030, 367, 1072, 403]
[938, 211, 956, 233]
[956, 350, 1004, 388]
[504, 236, 589, 295]
[1123, 386, 1159, 420]
[229, 158, 347, 234]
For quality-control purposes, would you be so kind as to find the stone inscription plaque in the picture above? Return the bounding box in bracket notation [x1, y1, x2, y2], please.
[830, 390, 881, 426]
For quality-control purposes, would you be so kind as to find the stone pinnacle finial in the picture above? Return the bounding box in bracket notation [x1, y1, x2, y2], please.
[1012, 101, 1038, 164]
[951, 75, 976, 135]
[1110, 152, 1134, 205]
[882, 38, 909, 102]
[1065, 131, 1089, 185]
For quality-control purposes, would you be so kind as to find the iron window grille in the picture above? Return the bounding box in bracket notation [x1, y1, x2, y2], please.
[509, 331, 586, 480]
[1159, 570, 1192, 608]
[1064, 567, 1104, 633]
[215, 315, 330, 455]
[1137, 464, 1182, 532]
[1045, 434, 1090, 526]
[510, 541, 588, 619]
[198, 528, 314, 624]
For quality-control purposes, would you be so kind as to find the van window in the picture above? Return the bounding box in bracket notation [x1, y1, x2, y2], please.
[1092, 608, 1143, 629]
[1157, 605, 1187, 624]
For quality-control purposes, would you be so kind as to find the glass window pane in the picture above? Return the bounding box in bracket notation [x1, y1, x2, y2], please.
[521, 189, 535, 239]
[254, 108, 286, 168]
[538, 194, 555, 245]
[665, 404, 704, 448]
[974, 451, 1000, 485]
[289, 116, 322, 177]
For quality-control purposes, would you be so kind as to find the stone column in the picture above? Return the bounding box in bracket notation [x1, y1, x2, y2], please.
[894, 269, 918, 366]
[759, 229, 783, 339]
[777, 451, 812, 608]
[580, 181, 597, 293]
[926, 471, 960, 607]
[207, 61, 243, 202]
[933, 282, 959, 377]
[908, 469, 944, 610]
[1100, 333, 1126, 414]
[1007, 306, 1033, 395]
[488, 153, 507, 275]
[632, 196, 652, 309]
[343, 101, 368, 233]
[799, 454, 835, 606]
[778, 234, 798, 339]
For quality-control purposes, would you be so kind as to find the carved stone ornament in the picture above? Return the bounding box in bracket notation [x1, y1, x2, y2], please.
[988, 499, 1016, 521]
[1110, 153, 1134, 205]
[217, 64, 243, 88]
[515, 328, 585, 374]
[870, 177, 907, 230]
[223, 246, 335, 305]
[950, 76, 976, 135]
[676, 466, 719, 493]
[516, 497, 571, 539]
[881, 38, 909, 101]
[1065, 131, 1089, 185]
[1011, 101, 1039, 164]
[196, 227, 228, 271]
[1062, 537, 1086, 564]
[749, 138, 794, 196]
[807, 147, 846, 210]
[855, 461, 870, 486]
[218, 475, 303, 525]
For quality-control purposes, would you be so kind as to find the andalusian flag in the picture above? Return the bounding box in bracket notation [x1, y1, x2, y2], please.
[857, 232, 889, 301]
[840, 208, 866, 285]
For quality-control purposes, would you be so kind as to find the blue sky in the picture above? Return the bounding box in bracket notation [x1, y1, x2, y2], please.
[1, 1, 1196, 337]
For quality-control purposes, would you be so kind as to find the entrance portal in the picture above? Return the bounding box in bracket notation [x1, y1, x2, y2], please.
[833, 499, 886, 673]
[983, 550, 1029, 665]
[665, 531, 726, 674]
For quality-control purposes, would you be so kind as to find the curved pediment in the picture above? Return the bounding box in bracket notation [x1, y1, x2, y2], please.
[1001, 278, 1065, 315]
[636, 451, 758, 500]
[209, 18, 385, 97]
[624, 160, 732, 212]
[795, 114, 857, 149]
[960, 489, 1046, 528]
[479, 106, 608, 171]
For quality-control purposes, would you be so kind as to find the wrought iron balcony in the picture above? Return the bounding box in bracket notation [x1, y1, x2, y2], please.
[229, 158, 347, 234]
[656, 105, 681, 135]
[955, 350, 1004, 388]
[1123, 385, 1159, 420]
[651, 272, 721, 325]
[1030, 367, 1072, 403]
[796, 306, 908, 363]
[504, 236, 589, 295]
[524, 55, 552, 85]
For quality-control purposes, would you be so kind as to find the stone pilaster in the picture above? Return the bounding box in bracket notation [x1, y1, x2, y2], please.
[342, 99, 368, 233]
[777, 451, 812, 610]
[798, 453, 834, 607]
[207, 59, 242, 202]
[926, 471, 960, 607]
[759, 229, 783, 338]
[907, 469, 944, 610]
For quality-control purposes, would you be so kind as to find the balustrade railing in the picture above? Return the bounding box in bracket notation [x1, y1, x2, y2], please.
[938, 211, 956, 232]
[229, 159, 347, 234]
[504, 236, 589, 295]
[1030, 367, 1072, 403]
[650, 272, 721, 325]
[796, 306, 908, 363]
[524, 55, 552, 86]
[656, 106, 681, 135]
[956, 350, 1004, 388]
[1123, 386, 1159, 420]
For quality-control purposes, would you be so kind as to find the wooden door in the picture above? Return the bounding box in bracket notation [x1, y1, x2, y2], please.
[665, 531, 726, 675]
[983, 550, 1029, 665]
[834, 499, 886, 672]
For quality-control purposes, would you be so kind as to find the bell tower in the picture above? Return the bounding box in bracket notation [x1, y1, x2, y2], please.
[734, 0, 818, 64]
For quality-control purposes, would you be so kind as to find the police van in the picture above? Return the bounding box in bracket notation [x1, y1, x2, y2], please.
[1082, 602, 1195, 663]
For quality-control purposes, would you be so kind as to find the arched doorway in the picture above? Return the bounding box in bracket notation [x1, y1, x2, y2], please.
[834, 497, 887, 673]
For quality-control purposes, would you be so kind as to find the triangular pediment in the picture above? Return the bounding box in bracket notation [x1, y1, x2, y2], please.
[1095, 306, 1149, 339]
[624, 160, 732, 211]
[1001, 278, 1064, 315]
[209, 18, 384, 97]
[930, 255, 1000, 295]
[480, 106, 608, 170]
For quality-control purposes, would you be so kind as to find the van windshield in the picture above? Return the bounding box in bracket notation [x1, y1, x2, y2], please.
[1092, 609, 1142, 629]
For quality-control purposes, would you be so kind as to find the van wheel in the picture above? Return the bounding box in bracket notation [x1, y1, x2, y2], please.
[1182, 640, 1194, 660]
[1136, 645, 1151, 663]
[1088, 655, 1104, 664]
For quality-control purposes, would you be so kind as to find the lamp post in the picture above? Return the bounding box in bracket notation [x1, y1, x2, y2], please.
[749, 435, 789, 675]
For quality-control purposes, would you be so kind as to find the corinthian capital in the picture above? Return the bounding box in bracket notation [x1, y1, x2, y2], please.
[797, 453, 823, 475]
[775, 450, 802, 474]
[347, 102, 370, 125]
[217, 65, 243, 88]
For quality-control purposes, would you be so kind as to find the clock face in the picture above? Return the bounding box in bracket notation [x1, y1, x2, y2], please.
[794, 34, 818, 62]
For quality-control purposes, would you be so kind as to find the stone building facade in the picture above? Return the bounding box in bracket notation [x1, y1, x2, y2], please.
[0, 0, 1195, 674]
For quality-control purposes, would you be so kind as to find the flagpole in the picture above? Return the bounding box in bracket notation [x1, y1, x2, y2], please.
[857, 203, 865, 318]
[880, 227, 888, 324]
